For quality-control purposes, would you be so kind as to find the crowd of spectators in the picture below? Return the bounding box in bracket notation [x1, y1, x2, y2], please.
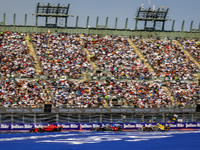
[30, 33, 92, 79]
[47, 80, 200, 109]
[82, 35, 153, 80]
[0, 32, 199, 109]
[179, 38, 200, 63]
[42, 80, 172, 108]
[0, 32, 36, 78]
[1, 78, 200, 108]
[168, 81, 200, 107]
[0, 79, 45, 108]
[132, 37, 199, 81]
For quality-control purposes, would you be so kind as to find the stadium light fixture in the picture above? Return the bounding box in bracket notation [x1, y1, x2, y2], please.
[34, 2, 73, 27]
[135, 4, 170, 31]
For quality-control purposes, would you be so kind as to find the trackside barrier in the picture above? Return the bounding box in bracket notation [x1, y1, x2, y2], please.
[0, 123, 200, 132]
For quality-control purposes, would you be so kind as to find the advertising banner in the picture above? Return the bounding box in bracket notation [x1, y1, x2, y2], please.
[0, 122, 200, 132]
[0, 108, 196, 114]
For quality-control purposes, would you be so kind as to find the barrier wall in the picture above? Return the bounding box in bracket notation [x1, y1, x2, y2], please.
[0, 108, 196, 113]
[1, 123, 200, 132]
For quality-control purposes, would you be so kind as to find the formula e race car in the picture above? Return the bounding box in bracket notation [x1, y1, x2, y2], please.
[91, 124, 123, 131]
[29, 124, 63, 133]
[138, 123, 170, 132]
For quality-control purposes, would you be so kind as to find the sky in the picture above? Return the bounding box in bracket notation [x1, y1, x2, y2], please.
[0, 0, 199, 31]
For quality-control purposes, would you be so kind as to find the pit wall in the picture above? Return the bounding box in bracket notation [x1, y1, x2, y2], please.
[0, 123, 200, 132]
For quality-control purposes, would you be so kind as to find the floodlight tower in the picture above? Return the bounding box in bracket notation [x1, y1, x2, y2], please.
[33, 3, 73, 28]
[135, 4, 169, 31]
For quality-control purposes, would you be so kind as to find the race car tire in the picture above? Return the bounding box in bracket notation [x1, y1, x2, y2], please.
[29, 129, 34, 133]
[38, 128, 43, 133]
[57, 128, 62, 132]
[101, 128, 106, 131]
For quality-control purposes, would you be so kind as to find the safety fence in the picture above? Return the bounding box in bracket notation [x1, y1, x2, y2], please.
[0, 109, 200, 124]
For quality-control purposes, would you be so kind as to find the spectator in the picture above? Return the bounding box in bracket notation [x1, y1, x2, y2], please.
[0, 32, 36, 78]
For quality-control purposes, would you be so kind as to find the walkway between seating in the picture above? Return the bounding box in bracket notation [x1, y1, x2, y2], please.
[174, 40, 200, 81]
[25, 36, 42, 75]
[127, 38, 175, 103]
[25, 35, 51, 103]
[80, 37, 97, 79]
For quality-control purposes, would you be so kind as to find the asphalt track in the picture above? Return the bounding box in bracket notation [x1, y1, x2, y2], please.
[0, 131, 200, 150]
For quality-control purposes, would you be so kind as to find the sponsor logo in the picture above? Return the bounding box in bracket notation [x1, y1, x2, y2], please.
[114, 124, 121, 126]
[177, 124, 185, 128]
[24, 124, 33, 128]
[124, 124, 136, 128]
[93, 124, 100, 128]
[168, 109, 174, 112]
[160, 108, 169, 112]
[23, 109, 30, 113]
[69, 109, 75, 113]
[186, 123, 197, 128]
[182, 109, 195, 112]
[59, 109, 68, 113]
[102, 124, 110, 127]
[11, 124, 24, 129]
[85, 109, 95, 113]
[168, 124, 177, 127]
[101, 109, 108, 113]
[111, 109, 120, 113]
[174, 108, 181, 112]
[136, 124, 143, 128]
[51, 109, 57, 113]
[75, 109, 82, 113]
[120, 109, 127, 112]
[144, 109, 150, 112]
[0, 124, 9, 129]
[150, 109, 157, 113]
[70, 124, 79, 128]
[95, 109, 101, 113]
[81, 124, 92, 128]
[135, 109, 144, 112]
[126, 109, 134, 113]
[58, 124, 70, 128]
[34, 125, 43, 128]
[16, 109, 23, 112]
[145, 124, 153, 127]
[6, 109, 16, 113]
[32, 109, 43, 113]
[197, 123, 200, 127]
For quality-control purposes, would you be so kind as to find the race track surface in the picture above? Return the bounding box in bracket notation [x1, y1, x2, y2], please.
[0, 131, 200, 150]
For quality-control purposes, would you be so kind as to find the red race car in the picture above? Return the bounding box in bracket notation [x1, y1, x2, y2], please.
[29, 124, 63, 133]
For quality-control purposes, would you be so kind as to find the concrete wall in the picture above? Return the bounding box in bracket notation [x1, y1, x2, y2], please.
[1, 25, 200, 39]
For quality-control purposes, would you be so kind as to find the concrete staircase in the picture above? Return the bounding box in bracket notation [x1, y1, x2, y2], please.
[84, 48, 97, 74]
[174, 40, 200, 81]
[25, 36, 42, 75]
[80, 38, 97, 79]
[161, 86, 175, 104]
[127, 38, 156, 76]
[25, 36, 51, 103]
[79, 37, 108, 107]
[127, 38, 175, 103]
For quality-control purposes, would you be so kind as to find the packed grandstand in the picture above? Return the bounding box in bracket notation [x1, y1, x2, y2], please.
[0, 31, 200, 109]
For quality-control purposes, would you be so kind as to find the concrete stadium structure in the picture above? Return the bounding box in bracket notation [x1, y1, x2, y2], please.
[0, 3, 200, 125]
